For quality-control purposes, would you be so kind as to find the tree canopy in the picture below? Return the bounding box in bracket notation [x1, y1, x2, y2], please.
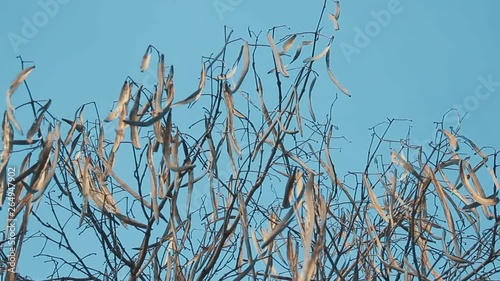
[1, 1, 500, 280]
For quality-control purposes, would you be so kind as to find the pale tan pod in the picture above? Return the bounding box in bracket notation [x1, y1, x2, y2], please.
[111, 107, 127, 154]
[282, 170, 295, 208]
[441, 230, 472, 264]
[6, 110, 23, 136]
[229, 42, 250, 94]
[129, 85, 143, 149]
[328, 13, 340, 31]
[308, 76, 317, 122]
[327, 68, 350, 96]
[425, 165, 461, 256]
[98, 123, 104, 157]
[147, 139, 160, 222]
[217, 64, 238, 81]
[363, 173, 389, 222]
[105, 80, 131, 122]
[232, 108, 246, 119]
[162, 111, 172, 166]
[289, 43, 304, 65]
[459, 136, 487, 161]
[286, 231, 298, 278]
[299, 173, 316, 281]
[185, 160, 194, 214]
[294, 169, 304, 196]
[8, 65, 35, 95]
[79, 157, 91, 226]
[63, 118, 77, 146]
[267, 33, 289, 77]
[460, 160, 498, 206]
[304, 172, 315, 239]
[334, 0, 341, 19]
[27, 99, 51, 143]
[293, 86, 302, 135]
[439, 129, 459, 151]
[325, 49, 350, 97]
[236, 238, 244, 274]
[459, 161, 486, 204]
[325, 47, 332, 69]
[256, 77, 274, 131]
[140, 45, 152, 72]
[156, 54, 165, 113]
[486, 165, 500, 191]
[260, 200, 295, 249]
[32, 122, 61, 204]
[198, 62, 208, 94]
[124, 106, 169, 127]
[223, 85, 241, 157]
[391, 150, 420, 179]
[172, 61, 206, 106]
[170, 131, 179, 168]
[216, 44, 243, 80]
[289, 40, 314, 65]
[29, 128, 55, 193]
[279, 34, 297, 55]
[252, 91, 297, 160]
[303, 45, 330, 63]
[153, 121, 163, 144]
[163, 66, 175, 110]
[6, 65, 35, 135]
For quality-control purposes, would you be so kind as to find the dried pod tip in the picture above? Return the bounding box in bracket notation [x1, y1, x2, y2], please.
[140, 46, 152, 72]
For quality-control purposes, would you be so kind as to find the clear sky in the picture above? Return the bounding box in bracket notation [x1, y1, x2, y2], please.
[1, 0, 500, 278]
[2, 0, 499, 169]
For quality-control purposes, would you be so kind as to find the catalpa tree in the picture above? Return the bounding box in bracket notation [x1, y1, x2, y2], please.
[1, 1, 500, 280]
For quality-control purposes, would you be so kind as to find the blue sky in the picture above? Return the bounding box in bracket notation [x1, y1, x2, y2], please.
[1, 0, 500, 278]
[2, 0, 499, 169]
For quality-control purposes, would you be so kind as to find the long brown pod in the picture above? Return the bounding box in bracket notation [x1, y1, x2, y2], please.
[228, 42, 250, 94]
[325, 49, 350, 96]
[129, 85, 143, 149]
[6, 65, 36, 134]
[27, 99, 51, 143]
[105, 80, 131, 122]
[148, 139, 160, 222]
[267, 33, 289, 77]
[172, 62, 206, 106]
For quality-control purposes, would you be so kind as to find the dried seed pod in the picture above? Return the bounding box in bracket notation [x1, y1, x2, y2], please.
[303, 45, 330, 63]
[279, 34, 296, 55]
[140, 45, 152, 72]
[7, 65, 36, 134]
[267, 33, 289, 77]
